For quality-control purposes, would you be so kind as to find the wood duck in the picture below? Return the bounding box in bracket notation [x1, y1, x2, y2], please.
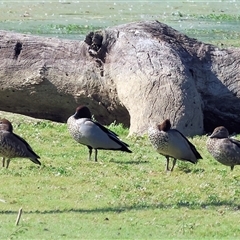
[67, 105, 132, 162]
[207, 126, 240, 171]
[148, 119, 202, 171]
[0, 118, 41, 168]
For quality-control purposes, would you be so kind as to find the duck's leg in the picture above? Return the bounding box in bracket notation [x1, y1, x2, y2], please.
[230, 165, 234, 171]
[87, 146, 92, 161]
[2, 157, 5, 167]
[165, 156, 170, 171]
[94, 149, 98, 162]
[170, 158, 177, 171]
[6, 159, 10, 169]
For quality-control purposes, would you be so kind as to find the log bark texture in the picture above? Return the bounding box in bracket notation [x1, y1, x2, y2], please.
[0, 20, 240, 136]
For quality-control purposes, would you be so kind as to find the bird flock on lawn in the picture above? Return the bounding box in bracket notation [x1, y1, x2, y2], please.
[1, 105, 240, 172]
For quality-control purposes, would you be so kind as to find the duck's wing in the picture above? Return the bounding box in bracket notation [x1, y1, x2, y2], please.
[94, 121, 119, 136]
[174, 129, 202, 159]
[81, 120, 131, 152]
[0, 131, 41, 165]
[94, 121, 130, 148]
[219, 138, 240, 164]
[13, 133, 40, 159]
[229, 138, 240, 149]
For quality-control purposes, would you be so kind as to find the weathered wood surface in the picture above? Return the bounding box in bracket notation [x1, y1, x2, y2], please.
[0, 20, 240, 136]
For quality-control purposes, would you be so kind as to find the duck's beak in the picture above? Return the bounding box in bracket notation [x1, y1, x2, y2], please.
[209, 132, 218, 138]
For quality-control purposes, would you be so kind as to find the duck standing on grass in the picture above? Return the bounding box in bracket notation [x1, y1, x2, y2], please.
[207, 126, 240, 171]
[67, 105, 132, 162]
[148, 119, 202, 171]
[0, 118, 41, 168]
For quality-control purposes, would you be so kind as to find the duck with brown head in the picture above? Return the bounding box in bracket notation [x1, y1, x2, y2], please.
[67, 105, 132, 162]
[0, 118, 41, 168]
[207, 126, 240, 171]
[148, 119, 202, 171]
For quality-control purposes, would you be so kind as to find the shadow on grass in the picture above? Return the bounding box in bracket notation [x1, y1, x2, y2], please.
[1, 201, 240, 215]
[109, 160, 149, 164]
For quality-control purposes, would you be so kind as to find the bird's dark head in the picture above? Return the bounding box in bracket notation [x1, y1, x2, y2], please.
[73, 105, 92, 119]
[157, 119, 171, 132]
[209, 126, 229, 139]
[0, 118, 13, 132]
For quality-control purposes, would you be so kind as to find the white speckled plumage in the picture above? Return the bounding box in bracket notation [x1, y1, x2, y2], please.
[148, 119, 202, 171]
[67, 105, 132, 161]
[0, 119, 41, 168]
[207, 126, 240, 171]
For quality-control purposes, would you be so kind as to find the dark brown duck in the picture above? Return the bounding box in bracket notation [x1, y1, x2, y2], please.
[207, 126, 240, 171]
[0, 119, 41, 168]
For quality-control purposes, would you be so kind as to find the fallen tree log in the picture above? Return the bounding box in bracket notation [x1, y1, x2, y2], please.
[0, 20, 240, 136]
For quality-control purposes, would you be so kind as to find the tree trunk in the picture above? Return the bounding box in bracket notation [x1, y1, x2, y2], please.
[0, 20, 240, 136]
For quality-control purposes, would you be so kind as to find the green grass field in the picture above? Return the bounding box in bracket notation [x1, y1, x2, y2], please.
[0, 1, 240, 238]
[0, 112, 240, 239]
